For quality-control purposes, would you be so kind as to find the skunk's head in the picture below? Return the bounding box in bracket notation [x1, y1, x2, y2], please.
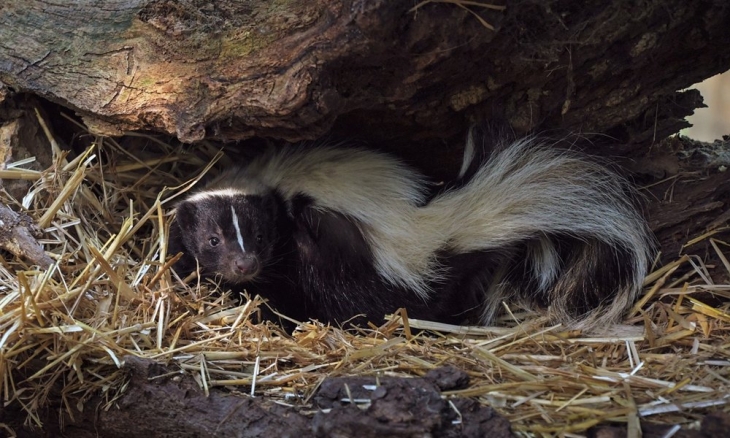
[173, 190, 281, 284]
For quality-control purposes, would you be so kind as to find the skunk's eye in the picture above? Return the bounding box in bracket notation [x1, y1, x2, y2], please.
[209, 237, 220, 247]
[256, 234, 263, 244]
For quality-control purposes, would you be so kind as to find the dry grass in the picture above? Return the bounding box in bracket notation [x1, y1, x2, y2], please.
[1, 112, 729, 435]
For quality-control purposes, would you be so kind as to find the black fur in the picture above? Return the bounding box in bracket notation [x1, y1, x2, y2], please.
[169, 132, 652, 330]
[171, 194, 279, 281]
[450, 126, 644, 324]
[169, 190, 495, 326]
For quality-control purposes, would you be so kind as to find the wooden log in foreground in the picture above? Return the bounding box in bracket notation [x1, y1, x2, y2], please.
[0, 1, 728, 149]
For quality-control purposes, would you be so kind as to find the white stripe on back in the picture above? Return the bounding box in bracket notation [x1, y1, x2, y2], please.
[187, 188, 251, 203]
[230, 205, 246, 252]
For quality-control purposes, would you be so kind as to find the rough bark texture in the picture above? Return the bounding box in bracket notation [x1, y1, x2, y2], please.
[0, 0, 728, 148]
[4, 355, 729, 437]
[633, 136, 730, 269]
[0, 203, 52, 269]
[0, 358, 513, 438]
[589, 411, 730, 438]
[0, 113, 54, 268]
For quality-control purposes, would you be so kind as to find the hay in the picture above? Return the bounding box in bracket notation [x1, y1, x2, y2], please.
[1, 114, 729, 435]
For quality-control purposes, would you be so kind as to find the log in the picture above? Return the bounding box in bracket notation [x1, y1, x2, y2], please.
[4, 355, 727, 437]
[0, 1, 728, 148]
[0, 358, 514, 438]
[633, 136, 730, 269]
[0, 114, 54, 268]
[589, 412, 730, 438]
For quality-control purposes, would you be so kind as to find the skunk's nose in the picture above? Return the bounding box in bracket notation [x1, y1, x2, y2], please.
[235, 256, 259, 275]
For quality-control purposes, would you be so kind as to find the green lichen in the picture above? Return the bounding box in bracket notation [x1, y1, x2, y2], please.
[219, 30, 273, 59]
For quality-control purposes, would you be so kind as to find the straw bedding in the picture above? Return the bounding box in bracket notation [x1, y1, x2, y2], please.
[1, 113, 729, 436]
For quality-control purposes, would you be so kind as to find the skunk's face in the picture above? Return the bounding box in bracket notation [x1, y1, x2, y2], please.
[174, 193, 279, 284]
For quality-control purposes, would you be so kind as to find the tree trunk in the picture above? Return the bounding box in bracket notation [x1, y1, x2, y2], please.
[3, 356, 727, 437]
[0, 1, 728, 147]
[0, 357, 513, 438]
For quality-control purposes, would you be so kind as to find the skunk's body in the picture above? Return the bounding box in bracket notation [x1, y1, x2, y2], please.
[170, 147, 432, 324]
[169, 129, 655, 330]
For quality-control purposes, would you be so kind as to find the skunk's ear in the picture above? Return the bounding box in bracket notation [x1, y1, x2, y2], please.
[168, 201, 199, 277]
[174, 200, 198, 227]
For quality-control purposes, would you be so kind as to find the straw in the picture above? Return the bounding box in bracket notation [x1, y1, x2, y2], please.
[1, 123, 729, 434]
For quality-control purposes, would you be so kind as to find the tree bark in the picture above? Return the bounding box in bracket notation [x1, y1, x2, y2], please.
[639, 137, 730, 270]
[0, 1, 728, 147]
[4, 356, 727, 437]
[0, 115, 53, 268]
[0, 358, 514, 438]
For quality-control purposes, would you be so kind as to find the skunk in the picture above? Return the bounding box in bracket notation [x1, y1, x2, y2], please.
[169, 129, 655, 330]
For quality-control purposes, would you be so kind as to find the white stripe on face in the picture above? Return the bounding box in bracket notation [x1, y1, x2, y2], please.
[230, 205, 246, 252]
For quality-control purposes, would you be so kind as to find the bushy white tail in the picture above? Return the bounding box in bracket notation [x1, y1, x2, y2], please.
[213, 133, 655, 329]
[423, 133, 655, 328]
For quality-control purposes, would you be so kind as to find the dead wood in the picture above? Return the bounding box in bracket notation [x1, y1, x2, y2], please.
[635, 136, 730, 272]
[7, 357, 513, 438]
[0, 1, 728, 148]
[589, 411, 730, 438]
[0, 203, 52, 269]
[0, 117, 53, 268]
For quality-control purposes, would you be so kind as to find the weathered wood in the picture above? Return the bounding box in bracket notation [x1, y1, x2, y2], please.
[0, 1, 728, 147]
[5, 353, 727, 437]
[0, 358, 513, 438]
[588, 411, 730, 438]
[631, 136, 730, 269]
[0, 117, 53, 268]
[0, 203, 52, 269]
